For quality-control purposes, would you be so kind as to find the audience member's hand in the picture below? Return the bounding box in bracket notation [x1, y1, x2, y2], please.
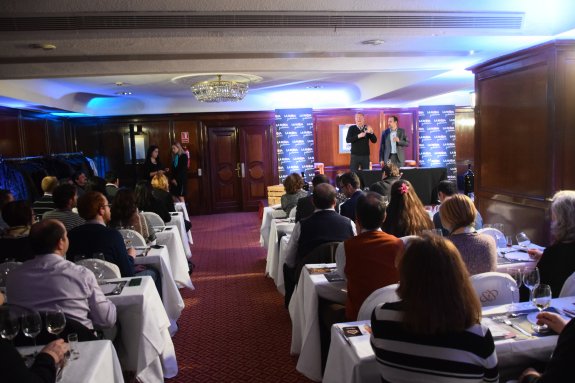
[536, 312, 567, 334]
[40, 339, 69, 367]
[527, 248, 543, 260]
[127, 247, 136, 259]
[518, 367, 541, 383]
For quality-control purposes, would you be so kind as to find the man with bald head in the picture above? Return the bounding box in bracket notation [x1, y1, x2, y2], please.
[6, 219, 116, 330]
[283, 183, 356, 305]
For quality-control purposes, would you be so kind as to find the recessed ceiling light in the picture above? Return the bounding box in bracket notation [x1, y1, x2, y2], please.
[114, 81, 129, 87]
[115, 91, 133, 95]
[469, 50, 476, 55]
[29, 43, 56, 50]
[361, 39, 384, 46]
[306, 85, 323, 89]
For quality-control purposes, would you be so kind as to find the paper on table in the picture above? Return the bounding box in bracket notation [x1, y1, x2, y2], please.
[481, 317, 516, 340]
[100, 281, 126, 296]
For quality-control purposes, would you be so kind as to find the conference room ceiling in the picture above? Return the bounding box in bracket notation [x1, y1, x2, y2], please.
[0, 0, 574, 117]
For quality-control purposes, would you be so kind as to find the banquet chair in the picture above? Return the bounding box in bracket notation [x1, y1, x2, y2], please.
[288, 206, 297, 219]
[477, 227, 507, 248]
[76, 258, 121, 280]
[470, 272, 517, 307]
[118, 229, 147, 247]
[357, 284, 400, 321]
[0, 261, 22, 288]
[295, 241, 341, 286]
[559, 271, 575, 297]
[141, 211, 165, 227]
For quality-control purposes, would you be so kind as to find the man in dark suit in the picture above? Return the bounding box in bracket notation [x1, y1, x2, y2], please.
[379, 115, 409, 167]
[346, 112, 377, 171]
[104, 171, 120, 199]
[339, 172, 363, 222]
[295, 173, 330, 223]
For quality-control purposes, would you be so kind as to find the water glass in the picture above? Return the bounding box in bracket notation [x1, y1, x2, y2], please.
[506, 235, 513, 247]
[0, 307, 20, 341]
[532, 284, 552, 332]
[516, 232, 531, 247]
[523, 267, 540, 301]
[67, 333, 79, 360]
[46, 308, 66, 336]
[21, 311, 42, 348]
[507, 268, 522, 314]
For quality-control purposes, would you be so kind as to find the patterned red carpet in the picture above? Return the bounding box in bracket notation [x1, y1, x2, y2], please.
[167, 212, 313, 383]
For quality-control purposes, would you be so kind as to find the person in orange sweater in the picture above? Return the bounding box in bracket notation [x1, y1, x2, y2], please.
[336, 191, 404, 321]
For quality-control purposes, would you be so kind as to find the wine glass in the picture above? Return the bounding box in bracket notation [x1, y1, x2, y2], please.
[45, 308, 66, 337]
[124, 229, 134, 248]
[0, 307, 20, 342]
[22, 311, 42, 348]
[516, 232, 531, 248]
[523, 267, 540, 301]
[507, 268, 522, 314]
[531, 284, 552, 332]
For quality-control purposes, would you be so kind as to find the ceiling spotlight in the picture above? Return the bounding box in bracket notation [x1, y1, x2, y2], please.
[115, 82, 127, 86]
[306, 85, 324, 89]
[115, 91, 133, 95]
[361, 39, 384, 46]
[29, 43, 57, 51]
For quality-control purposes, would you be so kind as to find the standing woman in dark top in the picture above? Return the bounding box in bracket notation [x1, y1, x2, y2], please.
[144, 145, 169, 181]
[170, 142, 188, 203]
[528, 190, 575, 297]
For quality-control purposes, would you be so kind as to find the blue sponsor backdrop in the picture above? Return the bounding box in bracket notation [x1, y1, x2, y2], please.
[275, 108, 315, 183]
[418, 105, 456, 182]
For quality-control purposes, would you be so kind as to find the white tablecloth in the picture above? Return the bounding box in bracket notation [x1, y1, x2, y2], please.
[276, 235, 291, 295]
[166, 211, 192, 258]
[134, 246, 185, 335]
[18, 340, 124, 383]
[496, 248, 537, 274]
[108, 276, 178, 383]
[155, 228, 194, 289]
[260, 206, 287, 249]
[323, 298, 575, 383]
[174, 202, 193, 245]
[288, 264, 347, 382]
[264, 219, 295, 286]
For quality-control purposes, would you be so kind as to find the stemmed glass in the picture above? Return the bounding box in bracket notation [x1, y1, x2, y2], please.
[507, 268, 523, 314]
[21, 311, 42, 349]
[124, 229, 134, 248]
[516, 232, 531, 248]
[0, 307, 20, 342]
[523, 267, 540, 301]
[45, 308, 66, 337]
[91, 253, 105, 282]
[531, 284, 552, 332]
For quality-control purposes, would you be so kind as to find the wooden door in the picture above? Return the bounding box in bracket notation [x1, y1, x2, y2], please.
[238, 125, 271, 211]
[208, 127, 242, 212]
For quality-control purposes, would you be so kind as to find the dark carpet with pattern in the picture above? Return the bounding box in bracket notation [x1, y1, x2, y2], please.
[167, 212, 313, 383]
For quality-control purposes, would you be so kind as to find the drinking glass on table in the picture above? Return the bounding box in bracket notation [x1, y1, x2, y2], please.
[21, 311, 42, 349]
[124, 229, 134, 248]
[516, 232, 531, 248]
[507, 268, 522, 314]
[0, 307, 20, 342]
[531, 284, 552, 332]
[523, 267, 540, 301]
[45, 308, 66, 337]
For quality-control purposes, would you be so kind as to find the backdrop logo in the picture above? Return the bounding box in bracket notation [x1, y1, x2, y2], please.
[275, 108, 314, 182]
[418, 105, 457, 182]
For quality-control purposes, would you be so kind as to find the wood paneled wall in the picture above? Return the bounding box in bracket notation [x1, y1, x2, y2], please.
[472, 40, 575, 245]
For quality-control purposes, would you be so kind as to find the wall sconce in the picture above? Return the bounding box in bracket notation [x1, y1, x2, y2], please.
[123, 124, 149, 164]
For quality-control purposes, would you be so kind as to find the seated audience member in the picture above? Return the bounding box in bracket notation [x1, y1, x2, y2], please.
[42, 184, 85, 232]
[440, 194, 497, 275]
[381, 179, 433, 237]
[369, 163, 401, 200]
[370, 234, 498, 382]
[110, 189, 156, 244]
[85, 176, 108, 201]
[68, 192, 160, 287]
[295, 174, 330, 223]
[433, 180, 483, 236]
[528, 190, 575, 297]
[0, 189, 14, 232]
[151, 174, 176, 213]
[72, 171, 88, 197]
[0, 200, 35, 262]
[518, 312, 573, 382]
[135, 180, 171, 223]
[336, 192, 404, 321]
[0, 338, 68, 383]
[6, 219, 116, 330]
[339, 171, 364, 222]
[104, 171, 120, 199]
[281, 173, 308, 216]
[32, 176, 58, 217]
[283, 183, 356, 306]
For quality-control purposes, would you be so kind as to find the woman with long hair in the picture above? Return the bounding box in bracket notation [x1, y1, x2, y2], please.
[529, 190, 575, 297]
[134, 180, 171, 223]
[281, 173, 307, 216]
[440, 193, 497, 275]
[170, 142, 188, 203]
[110, 189, 156, 244]
[381, 179, 433, 237]
[370, 234, 499, 382]
[144, 145, 169, 181]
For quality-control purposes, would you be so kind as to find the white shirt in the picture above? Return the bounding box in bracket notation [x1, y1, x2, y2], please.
[284, 208, 357, 268]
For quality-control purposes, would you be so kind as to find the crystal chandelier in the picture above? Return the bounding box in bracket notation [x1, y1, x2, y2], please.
[191, 74, 249, 103]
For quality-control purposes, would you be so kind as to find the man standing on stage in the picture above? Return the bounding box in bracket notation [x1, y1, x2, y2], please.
[379, 115, 409, 167]
[346, 112, 377, 171]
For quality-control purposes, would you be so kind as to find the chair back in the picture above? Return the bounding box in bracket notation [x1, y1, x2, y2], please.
[76, 258, 121, 279]
[560, 271, 575, 297]
[477, 227, 506, 248]
[470, 272, 517, 307]
[141, 211, 165, 227]
[118, 229, 147, 247]
[288, 206, 297, 219]
[357, 284, 399, 321]
[0, 261, 23, 288]
[295, 241, 340, 284]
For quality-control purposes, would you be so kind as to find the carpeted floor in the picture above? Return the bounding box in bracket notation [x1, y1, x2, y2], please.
[167, 212, 313, 382]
